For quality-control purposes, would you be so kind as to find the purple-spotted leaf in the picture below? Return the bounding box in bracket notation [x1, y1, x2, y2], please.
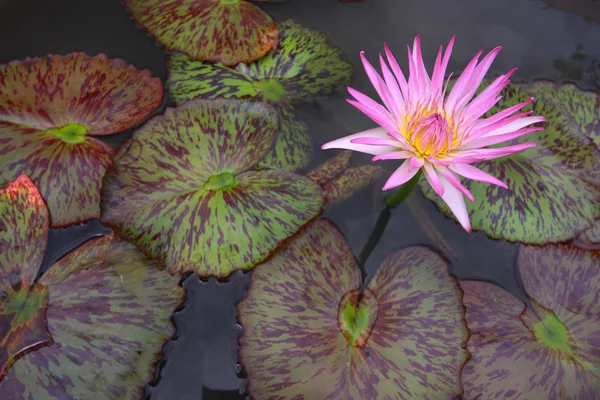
[461, 244, 600, 399]
[527, 80, 600, 149]
[0, 53, 163, 227]
[0, 175, 52, 380]
[306, 151, 352, 185]
[323, 164, 384, 207]
[101, 98, 324, 277]
[420, 81, 600, 244]
[166, 20, 351, 171]
[256, 105, 312, 171]
[166, 20, 353, 106]
[575, 221, 600, 248]
[238, 218, 468, 398]
[0, 176, 184, 398]
[122, 0, 278, 66]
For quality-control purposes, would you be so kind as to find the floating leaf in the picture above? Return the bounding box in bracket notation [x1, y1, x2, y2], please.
[0, 53, 163, 227]
[576, 221, 600, 247]
[256, 105, 312, 171]
[168, 20, 352, 106]
[461, 244, 600, 399]
[122, 0, 278, 66]
[101, 98, 324, 277]
[527, 80, 600, 149]
[238, 219, 468, 398]
[0, 176, 184, 398]
[324, 164, 384, 207]
[0, 175, 52, 380]
[166, 20, 351, 170]
[420, 81, 600, 244]
[306, 151, 352, 185]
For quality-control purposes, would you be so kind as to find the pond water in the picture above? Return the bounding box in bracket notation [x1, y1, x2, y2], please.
[1, 0, 599, 399]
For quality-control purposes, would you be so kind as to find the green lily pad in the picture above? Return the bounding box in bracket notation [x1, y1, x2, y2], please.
[101, 98, 324, 278]
[167, 20, 353, 171]
[0, 53, 163, 227]
[461, 244, 600, 399]
[0, 175, 184, 399]
[420, 81, 600, 244]
[167, 20, 352, 106]
[238, 219, 468, 398]
[122, 0, 279, 66]
[323, 164, 384, 207]
[255, 105, 312, 171]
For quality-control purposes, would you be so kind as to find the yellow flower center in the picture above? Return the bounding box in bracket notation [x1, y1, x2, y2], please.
[404, 110, 458, 157]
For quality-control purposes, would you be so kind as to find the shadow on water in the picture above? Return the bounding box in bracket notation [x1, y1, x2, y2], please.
[2, 0, 600, 398]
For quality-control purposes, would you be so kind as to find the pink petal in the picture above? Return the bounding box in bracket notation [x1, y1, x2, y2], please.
[347, 99, 399, 134]
[423, 162, 444, 197]
[382, 158, 421, 190]
[438, 174, 472, 232]
[461, 126, 543, 150]
[453, 47, 503, 112]
[409, 156, 425, 172]
[384, 43, 410, 98]
[448, 142, 536, 163]
[379, 54, 406, 117]
[360, 52, 397, 117]
[347, 88, 398, 132]
[372, 150, 414, 161]
[472, 96, 534, 132]
[448, 163, 508, 188]
[445, 48, 484, 111]
[430, 36, 455, 97]
[322, 127, 398, 155]
[435, 165, 475, 201]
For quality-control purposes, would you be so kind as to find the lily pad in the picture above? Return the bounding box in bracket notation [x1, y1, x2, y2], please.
[168, 20, 352, 106]
[166, 20, 352, 171]
[0, 53, 163, 227]
[576, 221, 600, 247]
[420, 81, 600, 244]
[461, 244, 600, 399]
[238, 218, 468, 398]
[306, 151, 352, 185]
[255, 105, 312, 171]
[323, 164, 384, 207]
[0, 175, 184, 399]
[122, 0, 278, 66]
[101, 98, 324, 277]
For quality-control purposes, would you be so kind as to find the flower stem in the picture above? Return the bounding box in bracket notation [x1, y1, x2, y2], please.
[357, 170, 423, 289]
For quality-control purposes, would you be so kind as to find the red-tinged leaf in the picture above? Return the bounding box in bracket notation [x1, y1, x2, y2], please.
[0, 54, 163, 227]
[0, 176, 185, 398]
[122, 0, 278, 66]
[306, 151, 352, 185]
[101, 98, 324, 277]
[323, 164, 384, 207]
[461, 244, 600, 399]
[238, 218, 468, 399]
[575, 221, 600, 248]
[0, 175, 52, 381]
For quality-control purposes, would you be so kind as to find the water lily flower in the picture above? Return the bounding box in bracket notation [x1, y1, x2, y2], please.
[322, 35, 545, 231]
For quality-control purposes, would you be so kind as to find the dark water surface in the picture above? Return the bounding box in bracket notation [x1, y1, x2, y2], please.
[2, 0, 600, 398]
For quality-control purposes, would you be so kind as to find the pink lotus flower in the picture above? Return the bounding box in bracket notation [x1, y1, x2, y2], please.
[322, 35, 545, 232]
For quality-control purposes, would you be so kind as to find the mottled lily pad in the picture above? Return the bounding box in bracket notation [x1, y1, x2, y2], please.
[122, 0, 278, 66]
[167, 20, 353, 171]
[420, 81, 600, 244]
[255, 105, 312, 171]
[168, 20, 352, 106]
[238, 218, 468, 398]
[0, 175, 184, 399]
[306, 151, 383, 207]
[576, 221, 600, 247]
[101, 98, 324, 277]
[0, 53, 163, 227]
[461, 244, 600, 399]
